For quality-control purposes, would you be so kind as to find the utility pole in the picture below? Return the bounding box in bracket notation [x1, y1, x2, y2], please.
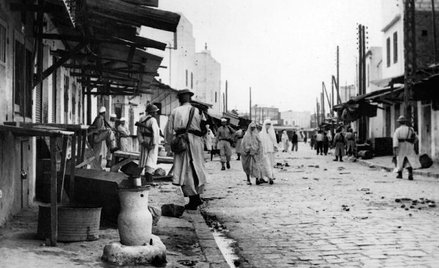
[336, 46, 340, 101]
[404, 0, 416, 125]
[357, 23, 367, 142]
[316, 98, 320, 127]
[225, 80, 228, 113]
[321, 91, 325, 123]
[432, 0, 438, 63]
[249, 87, 252, 121]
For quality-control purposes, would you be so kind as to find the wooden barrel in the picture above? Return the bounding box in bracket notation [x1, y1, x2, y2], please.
[37, 204, 102, 242]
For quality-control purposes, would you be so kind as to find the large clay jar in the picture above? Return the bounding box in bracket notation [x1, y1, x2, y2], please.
[117, 186, 152, 246]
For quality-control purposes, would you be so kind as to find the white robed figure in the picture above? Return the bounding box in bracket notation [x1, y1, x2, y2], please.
[259, 119, 277, 184]
[393, 115, 421, 180]
[117, 117, 131, 151]
[137, 104, 160, 183]
[165, 89, 207, 210]
[281, 130, 289, 152]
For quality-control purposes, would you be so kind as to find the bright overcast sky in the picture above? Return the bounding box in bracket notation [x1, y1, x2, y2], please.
[156, 0, 383, 113]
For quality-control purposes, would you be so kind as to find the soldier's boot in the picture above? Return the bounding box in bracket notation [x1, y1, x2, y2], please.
[141, 173, 154, 185]
[396, 171, 403, 179]
[226, 161, 231, 169]
[407, 168, 414, 180]
[221, 162, 226, 171]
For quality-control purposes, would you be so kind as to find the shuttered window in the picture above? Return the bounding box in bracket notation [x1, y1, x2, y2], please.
[14, 40, 32, 118]
[0, 23, 6, 63]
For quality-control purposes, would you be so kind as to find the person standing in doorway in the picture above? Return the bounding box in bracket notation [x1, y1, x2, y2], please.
[137, 104, 160, 184]
[165, 89, 207, 210]
[333, 127, 346, 162]
[393, 115, 421, 180]
[90, 107, 118, 169]
[217, 118, 235, 170]
[117, 117, 131, 152]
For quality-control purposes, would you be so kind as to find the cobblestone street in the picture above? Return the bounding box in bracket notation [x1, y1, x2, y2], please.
[201, 144, 439, 268]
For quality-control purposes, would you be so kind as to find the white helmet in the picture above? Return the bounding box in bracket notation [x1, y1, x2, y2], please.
[110, 113, 117, 118]
[120, 117, 126, 121]
[99, 106, 106, 113]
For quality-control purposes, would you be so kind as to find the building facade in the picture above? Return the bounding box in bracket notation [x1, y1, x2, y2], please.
[380, 0, 439, 161]
[251, 105, 281, 125]
[194, 47, 222, 115]
[280, 110, 311, 128]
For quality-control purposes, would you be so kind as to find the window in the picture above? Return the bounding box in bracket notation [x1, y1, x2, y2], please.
[185, 69, 188, 87]
[386, 37, 391, 67]
[14, 40, 32, 118]
[393, 31, 398, 64]
[0, 23, 6, 63]
[190, 72, 193, 89]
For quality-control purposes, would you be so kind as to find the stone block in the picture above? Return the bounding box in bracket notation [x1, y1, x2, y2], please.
[102, 234, 166, 266]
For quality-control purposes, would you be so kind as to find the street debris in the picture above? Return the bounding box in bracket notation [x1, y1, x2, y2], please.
[337, 167, 345, 171]
[342, 205, 350, 212]
[394, 198, 437, 210]
[302, 177, 308, 180]
[308, 165, 319, 168]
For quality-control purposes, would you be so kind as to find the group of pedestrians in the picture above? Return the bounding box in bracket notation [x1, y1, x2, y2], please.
[240, 119, 277, 185]
[280, 130, 299, 152]
[311, 126, 357, 162]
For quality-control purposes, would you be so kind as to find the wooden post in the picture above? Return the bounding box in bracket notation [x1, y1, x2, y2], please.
[49, 136, 58, 246]
[59, 136, 68, 203]
[69, 134, 76, 202]
[76, 133, 82, 164]
[81, 131, 87, 163]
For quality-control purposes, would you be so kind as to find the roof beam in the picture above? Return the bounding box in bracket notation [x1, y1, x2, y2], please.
[86, 0, 180, 32]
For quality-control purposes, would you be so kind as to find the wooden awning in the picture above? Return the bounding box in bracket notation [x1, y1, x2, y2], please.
[13, 0, 180, 96]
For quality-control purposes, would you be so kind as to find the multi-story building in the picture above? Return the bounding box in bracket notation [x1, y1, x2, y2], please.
[379, 0, 439, 161]
[251, 105, 281, 125]
[365, 47, 385, 139]
[280, 110, 311, 128]
[194, 46, 222, 115]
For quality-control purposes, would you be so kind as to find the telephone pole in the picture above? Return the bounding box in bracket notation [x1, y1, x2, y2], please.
[249, 87, 252, 121]
[404, 0, 416, 125]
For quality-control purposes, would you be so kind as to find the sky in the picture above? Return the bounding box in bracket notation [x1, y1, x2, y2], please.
[155, 0, 383, 113]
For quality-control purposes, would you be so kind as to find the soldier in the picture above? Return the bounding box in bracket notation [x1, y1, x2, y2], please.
[165, 89, 208, 210]
[393, 115, 421, 180]
[137, 104, 160, 184]
[217, 118, 235, 170]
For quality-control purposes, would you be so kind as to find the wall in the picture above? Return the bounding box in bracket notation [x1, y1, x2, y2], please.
[154, 15, 195, 91]
[194, 49, 222, 115]
[0, 0, 35, 225]
[0, 1, 86, 225]
[280, 110, 311, 128]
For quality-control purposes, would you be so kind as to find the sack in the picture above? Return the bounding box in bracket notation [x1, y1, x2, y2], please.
[419, 154, 433, 169]
[170, 133, 189, 154]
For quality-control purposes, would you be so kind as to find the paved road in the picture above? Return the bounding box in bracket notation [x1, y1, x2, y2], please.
[201, 144, 439, 268]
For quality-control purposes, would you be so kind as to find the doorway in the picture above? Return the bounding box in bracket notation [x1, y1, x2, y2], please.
[421, 103, 432, 156]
